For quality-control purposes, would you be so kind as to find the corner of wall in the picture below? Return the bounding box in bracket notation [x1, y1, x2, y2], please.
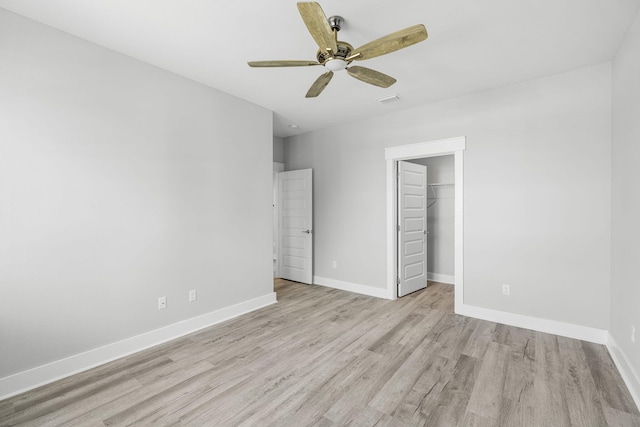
[607, 333, 640, 411]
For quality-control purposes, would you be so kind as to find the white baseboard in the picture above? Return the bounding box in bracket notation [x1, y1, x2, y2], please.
[456, 303, 608, 344]
[607, 334, 640, 411]
[313, 276, 390, 299]
[427, 272, 454, 285]
[0, 292, 277, 401]
[312, 276, 607, 344]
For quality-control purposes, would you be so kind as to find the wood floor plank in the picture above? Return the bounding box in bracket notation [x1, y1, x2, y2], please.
[57, 358, 211, 426]
[102, 360, 217, 425]
[368, 313, 426, 355]
[466, 341, 511, 421]
[311, 416, 340, 427]
[583, 340, 640, 415]
[1, 279, 638, 426]
[497, 397, 536, 427]
[113, 369, 255, 426]
[392, 353, 451, 423]
[533, 332, 572, 426]
[340, 406, 386, 427]
[462, 320, 497, 359]
[225, 350, 366, 426]
[0, 401, 14, 421]
[460, 410, 498, 427]
[557, 336, 608, 426]
[602, 405, 640, 427]
[426, 313, 477, 361]
[420, 353, 482, 425]
[1, 378, 141, 427]
[323, 347, 409, 424]
[500, 325, 535, 407]
[369, 336, 438, 416]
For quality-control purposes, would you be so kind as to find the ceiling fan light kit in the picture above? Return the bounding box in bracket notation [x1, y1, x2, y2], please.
[324, 59, 347, 71]
[248, 2, 428, 98]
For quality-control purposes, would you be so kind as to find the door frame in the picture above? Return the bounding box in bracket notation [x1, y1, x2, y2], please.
[385, 137, 465, 311]
[272, 162, 285, 278]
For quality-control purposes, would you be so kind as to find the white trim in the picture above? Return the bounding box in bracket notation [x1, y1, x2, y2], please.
[385, 136, 466, 160]
[273, 163, 284, 278]
[427, 272, 455, 285]
[607, 334, 640, 411]
[454, 151, 464, 310]
[313, 276, 390, 299]
[386, 136, 466, 304]
[386, 159, 398, 299]
[0, 292, 277, 400]
[457, 302, 608, 344]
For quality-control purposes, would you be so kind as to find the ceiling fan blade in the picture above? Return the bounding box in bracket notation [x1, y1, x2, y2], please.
[297, 2, 338, 54]
[306, 71, 334, 98]
[346, 66, 396, 88]
[353, 24, 428, 61]
[248, 60, 320, 67]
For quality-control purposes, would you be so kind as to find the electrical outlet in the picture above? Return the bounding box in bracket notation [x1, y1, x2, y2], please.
[502, 284, 510, 296]
[158, 296, 167, 310]
[189, 289, 197, 302]
[332, 260, 337, 269]
[632, 325, 636, 344]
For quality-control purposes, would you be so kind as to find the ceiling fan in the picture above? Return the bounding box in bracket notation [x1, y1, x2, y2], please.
[248, 2, 428, 98]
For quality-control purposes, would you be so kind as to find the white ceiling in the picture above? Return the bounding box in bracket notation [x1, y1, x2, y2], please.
[1, 0, 639, 138]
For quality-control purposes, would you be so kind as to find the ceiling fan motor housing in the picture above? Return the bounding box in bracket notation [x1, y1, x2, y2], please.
[316, 41, 353, 64]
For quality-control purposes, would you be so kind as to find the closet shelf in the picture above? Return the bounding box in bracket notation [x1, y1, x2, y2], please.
[427, 182, 454, 206]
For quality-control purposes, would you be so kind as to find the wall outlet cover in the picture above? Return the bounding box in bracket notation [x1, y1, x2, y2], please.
[158, 296, 167, 310]
[502, 284, 510, 295]
[189, 290, 197, 302]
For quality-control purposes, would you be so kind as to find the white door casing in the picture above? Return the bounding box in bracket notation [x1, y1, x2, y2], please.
[385, 136, 465, 308]
[278, 169, 313, 284]
[272, 162, 285, 278]
[398, 161, 428, 297]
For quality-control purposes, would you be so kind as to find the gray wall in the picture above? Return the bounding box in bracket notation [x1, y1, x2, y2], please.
[0, 9, 273, 378]
[273, 136, 285, 164]
[407, 156, 455, 280]
[612, 9, 640, 391]
[285, 63, 611, 330]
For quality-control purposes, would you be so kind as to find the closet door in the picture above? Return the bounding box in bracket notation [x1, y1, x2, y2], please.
[398, 161, 428, 297]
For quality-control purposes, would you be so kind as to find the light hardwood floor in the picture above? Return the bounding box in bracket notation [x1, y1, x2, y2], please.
[1, 279, 639, 426]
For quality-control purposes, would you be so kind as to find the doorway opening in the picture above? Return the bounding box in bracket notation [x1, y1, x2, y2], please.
[273, 166, 314, 285]
[385, 137, 465, 312]
[398, 155, 455, 296]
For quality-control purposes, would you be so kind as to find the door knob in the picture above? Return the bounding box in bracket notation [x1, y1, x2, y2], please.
[302, 229, 312, 234]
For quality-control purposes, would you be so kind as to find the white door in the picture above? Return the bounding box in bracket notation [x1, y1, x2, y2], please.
[398, 161, 428, 297]
[278, 169, 313, 284]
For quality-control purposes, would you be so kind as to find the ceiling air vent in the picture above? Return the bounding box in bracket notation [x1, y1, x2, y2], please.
[377, 94, 401, 104]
